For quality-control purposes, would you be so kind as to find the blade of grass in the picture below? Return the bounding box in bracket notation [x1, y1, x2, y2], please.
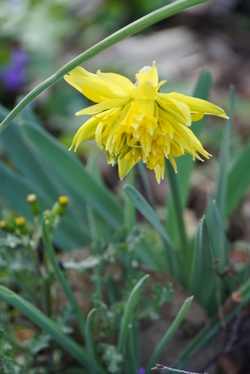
[124, 185, 174, 250]
[124, 184, 183, 280]
[124, 168, 136, 231]
[118, 274, 149, 353]
[42, 218, 86, 341]
[215, 86, 235, 218]
[145, 296, 194, 373]
[127, 323, 140, 374]
[188, 217, 217, 314]
[0, 162, 46, 219]
[0, 0, 209, 133]
[0, 286, 87, 367]
[0, 105, 63, 203]
[166, 160, 188, 264]
[85, 309, 105, 374]
[226, 143, 250, 217]
[175, 279, 250, 368]
[206, 197, 229, 271]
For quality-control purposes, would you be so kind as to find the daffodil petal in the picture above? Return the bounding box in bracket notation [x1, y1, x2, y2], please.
[97, 71, 134, 96]
[158, 95, 191, 126]
[69, 116, 99, 151]
[64, 67, 121, 101]
[118, 158, 137, 179]
[135, 61, 158, 87]
[76, 98, 129, 116]
[154, 164, 165, 184]
[168, 92, 229, 119]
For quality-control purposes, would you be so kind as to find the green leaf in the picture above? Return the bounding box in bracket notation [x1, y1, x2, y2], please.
[0, 161, 91, 249]
[206, 197, 229, 264]
[20, 121, 123, 229]
[146, 296, 194, 372]
[0, 105, 62, 202]
[85, 309, 105, 374]
[0, 286, 88, 368]
[0, 162, 45, 219]
[124, 185, 174, 249]
[176, 277, 250, 368]
[188, 217, 217, 313]
[166, 161, 188, 265]
[226, 143, 250, 217]
[136, 237, 167, 271]
[124, 184, 182, 279]
[215, 86, 235, 218]
[118, 274, 149, 352]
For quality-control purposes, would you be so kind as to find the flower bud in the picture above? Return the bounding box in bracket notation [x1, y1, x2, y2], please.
[15, 216, 28, 235]
[0, 220, 15, 233]
[52, 196, 69, 216]
[27, 194, 40, 216]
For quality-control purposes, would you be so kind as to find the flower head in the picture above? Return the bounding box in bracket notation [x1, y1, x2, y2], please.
[64, 62, 228, 183]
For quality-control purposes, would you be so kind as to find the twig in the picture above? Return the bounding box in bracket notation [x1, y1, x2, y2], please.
[151, 363, 208, 374]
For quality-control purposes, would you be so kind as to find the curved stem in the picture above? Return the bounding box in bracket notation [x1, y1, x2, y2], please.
[0, 0, 208, 133]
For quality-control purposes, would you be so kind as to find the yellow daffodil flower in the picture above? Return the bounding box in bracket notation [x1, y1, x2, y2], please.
[64, 62, 228, 183]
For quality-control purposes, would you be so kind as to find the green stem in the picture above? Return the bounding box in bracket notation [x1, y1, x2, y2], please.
[118, 274, 149, 353]
[27, 243, 43, 278]
[146, 296, 194, 373]
[137, 161, 155, 207]
[42, 218, 86, 342]
[124, 168, 136, 231]
[166, 161, 189, 263]
[42, 248, 53, 318]
[0, 0, 208, 133]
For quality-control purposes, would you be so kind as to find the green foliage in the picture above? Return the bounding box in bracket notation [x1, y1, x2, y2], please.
[0, 67, 249, 373]
[0, 0, 249, 372]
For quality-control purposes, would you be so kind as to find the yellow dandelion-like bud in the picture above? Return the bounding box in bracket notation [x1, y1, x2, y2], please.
[15, 216, 28, 235]
[64, 62, 228, 183]
[27, 193, 40, 216]
[52, 196, 69, 216]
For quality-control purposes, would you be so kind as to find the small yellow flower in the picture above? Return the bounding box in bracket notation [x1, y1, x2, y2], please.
[64, 62, 228, 183]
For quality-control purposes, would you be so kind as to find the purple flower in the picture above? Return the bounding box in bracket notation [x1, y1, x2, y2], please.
[0, 47, 28, 91]
[137, 368, 145, 374]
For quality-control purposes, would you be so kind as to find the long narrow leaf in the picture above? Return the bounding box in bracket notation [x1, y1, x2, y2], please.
[226, 143, 250, 217]
[215, 86, 235, 218]
[0, 162, 91, 249]
[0, 106, 62, 202]
[176, 277, 250, 368]
[0, 286, 88, 367]
[118, 274, 149, 352]
[85, 309, 105, 374]
[188, 217, 217, 313]
[206, 197, 229, 271]
[124, 185, 174, 249]
[0, 162, 46, 219]
[146, 296, 194, 373]
[124, 184, 183, 279]
[166, 161, 188, 264]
